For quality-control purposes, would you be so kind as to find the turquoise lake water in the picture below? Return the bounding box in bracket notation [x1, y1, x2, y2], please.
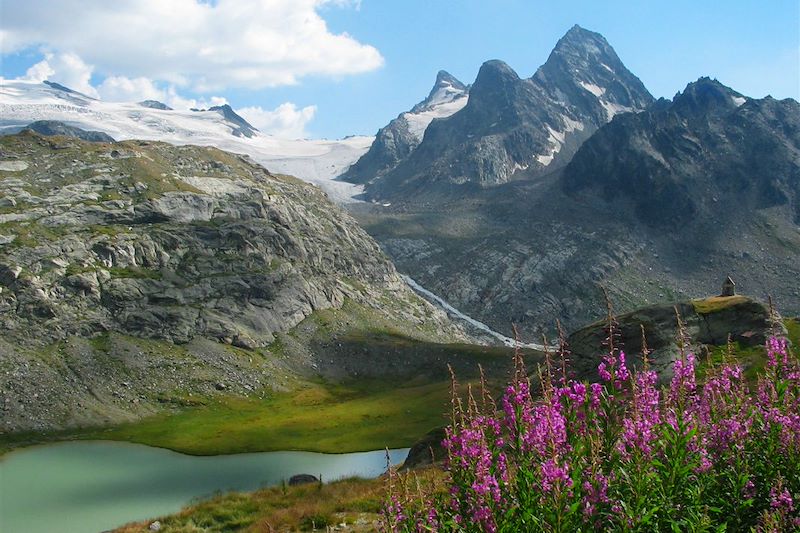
[0, 441, 409, 533]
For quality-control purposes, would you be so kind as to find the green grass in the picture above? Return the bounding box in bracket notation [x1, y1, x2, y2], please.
[691, 295, 749, 314]
[81, 379, 456, 455]
[786, 317, 800, 348]
[696, 342, 767, 382]
[113, 470, 448, 533]
[106, 266, 163, 279]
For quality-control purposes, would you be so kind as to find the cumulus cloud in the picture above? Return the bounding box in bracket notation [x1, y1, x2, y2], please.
[24, 52, 98, 97]
[237, 103, 318, 139]
[96, 76, 164, 102]
[2, 0, 383, 92]
[95, 76, 229, 110]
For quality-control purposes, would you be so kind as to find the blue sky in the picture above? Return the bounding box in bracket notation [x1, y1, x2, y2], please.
[2, 0, 798, 139]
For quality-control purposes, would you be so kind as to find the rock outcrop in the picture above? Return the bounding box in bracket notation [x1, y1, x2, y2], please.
[568, 296, 784, 381]
[22, 120, 116, 143]
[0, 132, 452, 346]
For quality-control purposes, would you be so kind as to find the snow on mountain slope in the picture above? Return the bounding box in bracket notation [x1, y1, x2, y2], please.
[0, 80, 372, 203]
[340, 70, 469, 185]
[403, 74, 469, 142]
[403, 96, 468, 142]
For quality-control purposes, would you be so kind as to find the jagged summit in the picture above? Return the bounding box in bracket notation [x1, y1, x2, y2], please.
[671, 77, 747, 116]
[356, 25, 654, 198]
[432, 70, 467, 93]
[341, 68, 469, 184]
[207, 104, 259, 138]
[563, 77, 799, 226]
[534, 25, 652, 115]
[549, 24, 616, 58]
[413, 70, 469, 112]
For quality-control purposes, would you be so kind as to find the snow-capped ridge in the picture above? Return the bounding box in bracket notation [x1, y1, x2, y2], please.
[403, 70, 470, 142]
[0, 80, 372, 203]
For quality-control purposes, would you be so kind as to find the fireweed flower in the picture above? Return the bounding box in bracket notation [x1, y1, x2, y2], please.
[386, 333, 800, 531]
[598, 350, 630, 393]
[770, 484, 795, 513]
[618, 368, 661, 458]
[581, 470, 610, 518]
[539, 458, 572, 493]
[766, 336, 790, 369]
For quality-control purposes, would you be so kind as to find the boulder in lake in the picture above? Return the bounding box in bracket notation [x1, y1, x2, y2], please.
[288, 474, 319, 486]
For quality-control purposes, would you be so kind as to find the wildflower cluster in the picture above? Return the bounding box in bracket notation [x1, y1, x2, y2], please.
[383, 325, 800, 532]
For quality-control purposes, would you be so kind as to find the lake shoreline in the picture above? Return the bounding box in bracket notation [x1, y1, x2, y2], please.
[0, 440, 409, 533]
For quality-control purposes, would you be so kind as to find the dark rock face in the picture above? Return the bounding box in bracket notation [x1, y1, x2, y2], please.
[401, 427, 447, 470]
[341, 70, 469, 185]
[22, 120, 115, 143]
[43, 80, 81, 95]
[207, 104, 259, 138]
[568, 296, 781, 381]
[564, 77, 800, 226]
[362, 25, 653, 200]
[139, 100, 173, 111]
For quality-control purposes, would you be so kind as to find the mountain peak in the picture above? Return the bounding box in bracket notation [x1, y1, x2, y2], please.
[672, 77, 746, 115]
[466, 60, 522, 105]
[434, 70, 467, 92]
[546, 24, 620, 66]
[474, 60, 519, 86]
[533, 25, 653, 114]
[563, 24, 597, 40]
[410, 70, 469, 113]
[208, 104, 259, 137]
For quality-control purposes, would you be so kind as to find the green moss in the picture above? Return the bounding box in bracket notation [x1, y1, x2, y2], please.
[785, 318, 800, 349]
[0, 221, 68, 248]
[88, 332, 112, 353]
[691, 295, 750, 314]
[107, 266, 162, 280]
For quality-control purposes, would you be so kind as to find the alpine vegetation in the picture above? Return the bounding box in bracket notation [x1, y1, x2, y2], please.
[384, 315, 800, 532]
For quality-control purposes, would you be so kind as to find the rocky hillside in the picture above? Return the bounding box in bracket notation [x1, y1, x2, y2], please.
[0, 132, 465, 432]
[351, 76, 800, 340]
[354, 25, 653, 200]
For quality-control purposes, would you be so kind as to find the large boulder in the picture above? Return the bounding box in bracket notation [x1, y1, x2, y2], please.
[568, 295, 783, 381]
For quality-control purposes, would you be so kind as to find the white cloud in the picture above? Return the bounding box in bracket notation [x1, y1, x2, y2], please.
[237, 103, 317, 138]
[97, 76, 164, 102]
[95, 75, 230, 110]
[24, 52, 98, 97]
[2, 0, 383, 93]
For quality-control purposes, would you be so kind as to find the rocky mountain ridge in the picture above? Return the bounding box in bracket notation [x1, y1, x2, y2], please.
[351, 74, 800, 339]
[341, 70, 469, 185]
[564, 77, 800, 226]
[350, 25, 653, 200]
